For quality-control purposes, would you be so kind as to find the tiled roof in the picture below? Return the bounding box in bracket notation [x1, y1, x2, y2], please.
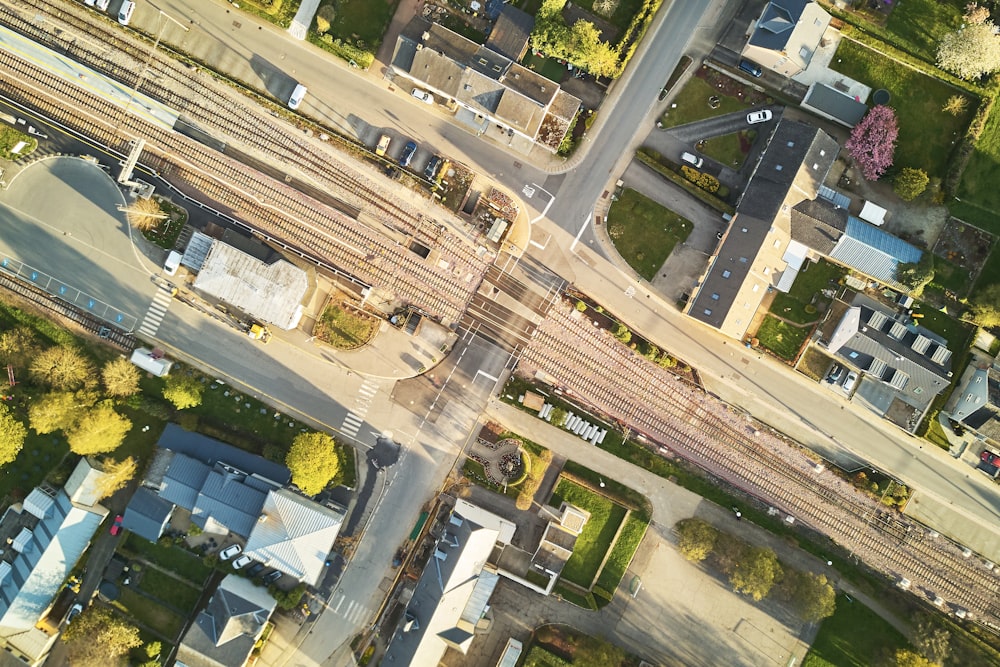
[748, 0, 809, 51]
[176, 575, 276, 667]
[192, 468, 267, 538]
[484, 6, 533, 61]
[829, 217, 922, 285]
[790, 199, 847, 254]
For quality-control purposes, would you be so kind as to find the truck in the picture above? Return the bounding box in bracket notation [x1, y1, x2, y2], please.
[247, 322, 272, 343]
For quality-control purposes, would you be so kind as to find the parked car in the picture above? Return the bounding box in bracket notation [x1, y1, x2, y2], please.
[981, 449, 1000, 467]
[842, 371, 859, 394]
[827, 364, 843, 383]
[66, 603, 83, 624]
[117, 0, 135, 25]
[680, 151, 703, 168]
[747, 109, 772, 124]
[424, 155, 443, 181]
[247, 562, 266, 577]
[411, 88, 434, 105]
[738, 59, 763, 78]
[264, 569, 283, 583]
[399, 141, 417, 168]
[376, 134, 391, 157]
[232, 555, 252, 569]
[287, 84, 307, 110]
[220, 544, 242, 561]
[96, 0, 110, 10]
[110, 514, 123, 536]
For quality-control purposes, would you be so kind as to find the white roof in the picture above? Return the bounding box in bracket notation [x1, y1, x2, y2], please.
[860, 200, 887, 226]
[192, 241, 308, 330]
[64, 458, 105, 508]
[453, 498, 516, 545]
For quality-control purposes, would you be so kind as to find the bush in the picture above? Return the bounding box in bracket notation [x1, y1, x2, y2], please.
[894, 167, 929, 201]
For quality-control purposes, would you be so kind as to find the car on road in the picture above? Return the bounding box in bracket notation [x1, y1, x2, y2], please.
[399, 141, 417, 168]
[110, 514, 123, 536]
[411, 88, 434, 105]
[747, 109, 772, 124]
[264, 569, 282, 583]
[66, 603, 83, 624]
[220, 544, 242, 561]
[842, 371, 859, 395]
[287, 84, 307, 111]
[827, 364, 843, 384]
[232, 555, 252, 569]
[376, 134, 391, 157]
[117, 0, 135, 25]
[738, 59, 763, 78]
[680, 151, 703, 168]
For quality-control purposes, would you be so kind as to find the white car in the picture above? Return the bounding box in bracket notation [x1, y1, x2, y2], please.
[411, 88, 434, 105]
[66, 603, 83, 624]
[680, 151, 703, 168]
[842, 371, 859, 395]
[118, 0, 135, 25]
[288, 84, 307, 110]
[96, 0, 110, 9]
[219, 544, 242, 561]
[747, 109, 773, 124]
[232, 555, 252, 569]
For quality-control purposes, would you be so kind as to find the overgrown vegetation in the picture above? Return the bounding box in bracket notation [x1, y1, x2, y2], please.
[0, 125, 37, 160]
[605, 188, 692, 280]
[307, 0, 398, 69]
[314, 302, 380, 349]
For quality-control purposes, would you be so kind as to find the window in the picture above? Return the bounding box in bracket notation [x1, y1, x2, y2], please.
[703, 308, 713, 316]
[914, 387, 924, 394]
[739, 257, 748, 263]
[752, 284, 760, 292]
[722, 270, 731, 278]
[849, 351, 859, 359]
[711, 293, 720, 300]
[813, 163, 819, 170]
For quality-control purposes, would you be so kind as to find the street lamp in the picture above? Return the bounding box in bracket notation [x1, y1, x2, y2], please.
[116, 9, 189, 132]
[598, 478, 605, 488]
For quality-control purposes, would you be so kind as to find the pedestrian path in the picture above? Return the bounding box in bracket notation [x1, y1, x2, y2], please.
[136, 283, 174, 338]
[288, 0, 321, 40]
[339, 379, 379, 438]
[330, 593, 370, 626]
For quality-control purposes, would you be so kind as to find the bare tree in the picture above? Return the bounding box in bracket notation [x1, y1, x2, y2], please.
[125, 197, 168, 232]
[29, 346, 96, 391]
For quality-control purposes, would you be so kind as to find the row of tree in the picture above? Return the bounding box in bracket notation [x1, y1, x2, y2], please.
[675, 518, 836, 622]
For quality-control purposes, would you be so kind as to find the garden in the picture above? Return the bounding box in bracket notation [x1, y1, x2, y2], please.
[658, 66, 768, 129]
[309, 0, 399, 69]
[802, 594, 908, 667]
[768, 259, 844, 325]
[550, 477, 627, 588]
[313, 299, 380, 350]
[696, 129, 756, 169]
[605, 188, 692, 280]
[0, 125, 37, 161]
[754, 315, 812, 362]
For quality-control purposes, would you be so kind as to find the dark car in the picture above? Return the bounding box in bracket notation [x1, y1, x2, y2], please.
[738, 59, 763, 78]
[399, 141, 417, 168]
[424, 155, 443, 181]
[247, 562, 265, 577]
[110, 514, 124, 536]
[264, 569, 283, 584]
[827, 364, 844, 383]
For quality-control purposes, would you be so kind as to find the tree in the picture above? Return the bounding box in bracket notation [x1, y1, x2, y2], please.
[163, 373, 204, 410]
[61, 606, 142, 667]
[29, 345, 96, 390]
[95, 456, 138, 500]
[28, 391, 88, 434]
[894, 168, 929, 201]
[896, 254, 934, 296]
[846, 106, 898, 180]
[102, 357, 141, 398]
[676, 518, 718, 562]
[0, 327, 40, 375]
[942, 95, 969, 116]
[613, 323, 632, 344]
[967, 283, 1000, 328]
[286, 432, 342, 496]
[913, 619, 951, 666]
[892, 649, 936, 667]
[126, 196, 167, 232]
[965, 2, 991, 25]
[66, 402, 131, 455]
[729, 546, 782, 601]
[781, 571, 837, 622]
[937, 21, 1000, 80]
[0, 403, 27, 467]
[270, 582, 307, 610]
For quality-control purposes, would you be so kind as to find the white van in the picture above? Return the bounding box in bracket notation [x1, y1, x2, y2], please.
[288, 84, 307, 110]
[163, 251, 182, 276]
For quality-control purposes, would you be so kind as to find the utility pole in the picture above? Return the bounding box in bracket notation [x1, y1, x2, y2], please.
[115, 9, 189, 133]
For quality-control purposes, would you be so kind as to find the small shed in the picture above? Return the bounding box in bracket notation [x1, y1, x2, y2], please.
[522, 391, 545, 412]
[130, 348, 172, 377]
[860, 201, 888, 227]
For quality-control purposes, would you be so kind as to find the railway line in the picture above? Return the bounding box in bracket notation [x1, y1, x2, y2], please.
[520, 300, 1000, 628]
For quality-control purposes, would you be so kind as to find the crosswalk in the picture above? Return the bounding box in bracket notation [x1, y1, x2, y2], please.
[137, 284, 174, 338]
[339, 379, 379, 438]
[330, 593, 369, 625]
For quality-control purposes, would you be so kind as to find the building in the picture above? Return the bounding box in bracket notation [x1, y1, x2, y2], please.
[687, 120, 839, 340]
[947, 366, 1000, 445]
[390, 18, 581, 153]
[821, 293, 953, 432]
[484, 6, 534, 61]
[175, 575, 276, 667]
[742, 0, 832, 77]
[383, 501, 515, 665]
[121, 487, 175, 543]
[800, 82, 869, 127]
[0, 459, 108, 667]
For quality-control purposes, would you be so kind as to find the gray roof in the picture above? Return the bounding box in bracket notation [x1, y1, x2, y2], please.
[243, 489, 344, 586]
[748, 0, 809, 51]
[160, 452, 211, 510]
[829, 217, 922, 286]
[689, 120, 838, 329]
[122, 487, 175, 543]
[951, 367, 1000, 425]
[826, 294, 952, 409]
[790, 199, 847, 254]
[176, 575, 276, 667]
[192, 468, 268, 538]
[802, 82, 869, 127]
[485, 6, 534, 61]
[158, 423, 291, 486]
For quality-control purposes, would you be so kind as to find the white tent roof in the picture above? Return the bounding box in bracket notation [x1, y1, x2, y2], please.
[860, 200, 887, 227]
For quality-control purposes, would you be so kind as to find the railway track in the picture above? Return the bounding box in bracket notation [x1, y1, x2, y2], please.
[520, 301, 1000, 627]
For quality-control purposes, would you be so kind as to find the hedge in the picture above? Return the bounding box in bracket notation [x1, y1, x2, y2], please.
[635, 149, 735, 215]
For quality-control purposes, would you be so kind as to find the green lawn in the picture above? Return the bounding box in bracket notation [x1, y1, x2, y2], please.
[830, 38, 974, 179]
[521, 52, 567, 83]
[769, 259, 845, 325]
[593, 512, 648, 596]
[927, 256, 971, 296]
[910, 302, 973, 346]
[882, 0, 965, 62]
[313, 303, 379, 350]
[0, 126, 37, 160]
[123, 534, 214, 585]
[0, 432, 69, 503]
[551, 479, 627, 588]
[659, 75, 755, 129]
[755, 315, 811, 361]
[137, 567, 202, 613]
[112, 588, 185, 640]
[802, 595, 909, 667]
[697, 130, 756, 169]
[321, 0, 397, 49]
[606, 188, 692, 281]
[958, 101, 1000, 223]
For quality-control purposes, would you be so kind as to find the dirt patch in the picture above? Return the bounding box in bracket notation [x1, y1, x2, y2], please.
[695, 66, 768, 106]
[931, 217, 995, 273]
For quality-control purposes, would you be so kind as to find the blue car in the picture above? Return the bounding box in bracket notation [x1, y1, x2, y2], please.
[399, 141, 417, 168]
[738, 59, 763, 78]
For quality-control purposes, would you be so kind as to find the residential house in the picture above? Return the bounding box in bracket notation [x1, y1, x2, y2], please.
[121, 487, 174, 543]
[390, 18, 581, 153]
[742, 0, 832, 77]
[175, 575, 276, 667]
[947, 366, 1000, 445]
[484, 6, 534, 62]
[0, 459, 108, 667]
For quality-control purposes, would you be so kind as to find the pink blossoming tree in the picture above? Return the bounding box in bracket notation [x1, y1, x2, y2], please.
[845, 105, 898, 181]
